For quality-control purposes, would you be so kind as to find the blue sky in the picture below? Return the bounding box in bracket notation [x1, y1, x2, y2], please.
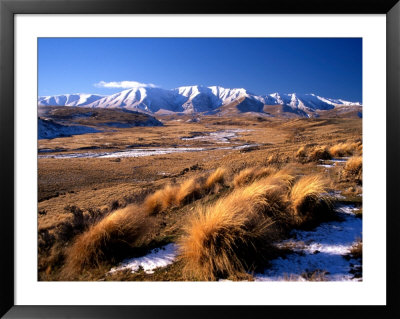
[38, 38, 362, 101]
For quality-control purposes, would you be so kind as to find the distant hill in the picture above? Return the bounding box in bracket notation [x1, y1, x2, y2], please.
[38, 106, 163, 139]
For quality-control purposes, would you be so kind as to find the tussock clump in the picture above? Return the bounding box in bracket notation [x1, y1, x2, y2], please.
[329, 142, 361, 157]
[295, 146, 307, 159]
[296, 145, 333, 162]
[144, 168, 227, 215]
[342, 156, 362, 184]
[175, 178, 203, 206]
[179, 188, 275, 280]
[266, 153, 287, 166]
[269, 168, 295, 188]
[204, 167, 226, 191]
[233, 167, 276, 188]
[179, 173, 298, 281]
[144, 185, 178, 215]
[63, 205, 152, 276]
[290, 174, 332, 227]
[309, 146, 332, 161]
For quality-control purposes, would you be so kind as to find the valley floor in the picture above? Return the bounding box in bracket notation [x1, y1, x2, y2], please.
[37, 115, 362, 281]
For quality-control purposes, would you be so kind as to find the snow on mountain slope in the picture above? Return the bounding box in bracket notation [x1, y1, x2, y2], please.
[174, 85, 261, 113]
[261, 93, 358, 112]
[38, 94, 104, 107]
[88, 87, 183, 113]
[38, 86, 361, 116]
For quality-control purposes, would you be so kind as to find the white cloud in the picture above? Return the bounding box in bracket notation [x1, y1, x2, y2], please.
[94, 81, 158, 89]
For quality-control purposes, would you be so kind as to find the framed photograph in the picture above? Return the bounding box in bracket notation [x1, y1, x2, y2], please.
[1, 0, 399, 318]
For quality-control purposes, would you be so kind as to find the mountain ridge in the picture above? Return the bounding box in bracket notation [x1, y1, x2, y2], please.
[38, 85, 362, 117]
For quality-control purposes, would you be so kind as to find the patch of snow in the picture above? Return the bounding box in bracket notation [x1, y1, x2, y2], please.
[329, 191, 346, 199]
[38, 143, 260, 159]
[254, 205, 362, 281]
[318, 164, 335, 168]
[181, 129, 251, 143]
[232, 144, 259, 150]
[331, 157, 350, 163]
[335, 205, 358, 215]
[108, 243, 178, 274]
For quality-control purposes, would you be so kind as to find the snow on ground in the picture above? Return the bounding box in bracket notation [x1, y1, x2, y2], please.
[100, 147, 208, 158]
[329, 191, 346, 200]
[108, 243, 178, 275]
[254, 205, 362, 281]
[181, 129, 251, 143]
[331, 157, 350, 163]
[318, 164, 335, 168]
[38, 147, 207, 159]
[38, 144, 259, 159]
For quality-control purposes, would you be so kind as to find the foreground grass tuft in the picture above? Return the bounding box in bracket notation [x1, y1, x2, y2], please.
[179, 183, 278, 280]
[179, 169, 332, 280]
[290, 174, 332, 227]
[342, 156, 362, 184]
[63, 205, 152, 277]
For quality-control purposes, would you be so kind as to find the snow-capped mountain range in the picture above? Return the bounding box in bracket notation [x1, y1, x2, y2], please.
[38, 86, 361, 116]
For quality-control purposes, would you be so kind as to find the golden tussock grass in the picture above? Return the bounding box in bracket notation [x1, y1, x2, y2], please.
[342, 156, 362, 184]
[179, 171, 301, 281]
[295, 146, 307, 158]
[290, 174, 332, 226]
[233, 167, 276, 188]
[296, 145, 332, 162]
[204, 167, 226, 190]
[309, 145, 332, 161]
[329, 142, 361, 157]
[63, 205, 152, 277]
[143, 185, 178, 215]
[144, 168, 227, 215]
[179, 187, 276, 280]
[175, 178, 203, 205]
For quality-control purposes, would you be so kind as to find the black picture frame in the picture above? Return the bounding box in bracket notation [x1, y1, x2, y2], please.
[1, 0, 399, 318]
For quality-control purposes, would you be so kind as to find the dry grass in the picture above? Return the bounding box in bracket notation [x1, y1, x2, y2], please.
[175, 178, 203, 205]
[205, 167, 226, 190]
[329, 142, 361, 157]
[233, 167, 276, 188]
[179, 183, 279, 280]
[144, 168, 227, 215]
[143, 185, 178, 215]
[295, 146, 307, 159]
[309, 146, 332, 161]
[295, 145, 332, 162]
[342, 156, 362, 184]
[295, 141, 362, 163]
[290, 174, 332, 227]
[63, 205, 152, 277]
[179, 169, 320, 281]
